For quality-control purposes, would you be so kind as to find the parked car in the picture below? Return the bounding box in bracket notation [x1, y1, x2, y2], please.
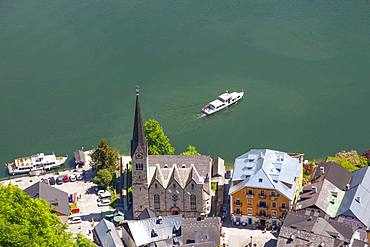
[56, 176, 64, 185]
[97, 190, 106, 196]
[69, 174, 76, 182]
[41, 178, 49, 184]
[48, 177, 56, 185]
[76, 174, 83, 181]
[63, 175, 69, 183]
[69, 216, 82, 224]
[98, 199, 111, 207]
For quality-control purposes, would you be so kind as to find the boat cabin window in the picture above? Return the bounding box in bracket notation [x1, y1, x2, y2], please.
[218, 97, 225, 103]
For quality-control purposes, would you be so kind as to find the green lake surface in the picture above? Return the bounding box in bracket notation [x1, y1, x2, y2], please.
[1, 1, 370, 177]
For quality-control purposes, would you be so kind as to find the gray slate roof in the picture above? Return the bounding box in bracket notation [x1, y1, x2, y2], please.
[123, 214, 182, 246]
[312, 162, 352, 190]
[337, 167, 370, 230]
[24, 181, 70, 216]
[182, 217, 221, 246]
[277, 213, 354, 246]
[295, 179, 345, 217]
[94, 219, 124, 247]
[230, 149, 302, 201]
[74, 150, 85, 164]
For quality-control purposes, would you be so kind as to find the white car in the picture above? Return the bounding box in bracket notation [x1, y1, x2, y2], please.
[69, 216, 82, 224]
[97, 190, 105, 196]
[69, 174, 76, 182]
[98, 199, 111, 207]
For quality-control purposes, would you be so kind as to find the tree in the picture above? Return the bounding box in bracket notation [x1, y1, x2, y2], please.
[90, 139, 119, 171]
[144, 119, 175, 155]
[92, 169, 113, 189]
[75, 234, 94, 247]
[0, 184, 75, 247]
[181, 145, 200, 156]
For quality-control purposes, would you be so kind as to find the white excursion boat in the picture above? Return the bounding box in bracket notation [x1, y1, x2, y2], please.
[7, 153, 67, 175]
[202, 90, 244, 115]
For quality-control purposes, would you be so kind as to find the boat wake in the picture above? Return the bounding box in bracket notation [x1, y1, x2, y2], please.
[195, 113, 207, 119]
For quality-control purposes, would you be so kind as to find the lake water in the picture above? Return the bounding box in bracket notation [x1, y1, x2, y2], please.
[1, 1, 370, 177]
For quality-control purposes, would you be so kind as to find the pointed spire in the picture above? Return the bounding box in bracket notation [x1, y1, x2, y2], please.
[131, 88, 146, 157]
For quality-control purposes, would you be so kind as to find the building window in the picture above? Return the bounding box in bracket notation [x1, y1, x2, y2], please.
[236, 208, 241, 214]
[272, 202, 276, 208]
[235, 199, 241, 206]
[272, 211, 276, 218]
[247, 208, 253, 215]
[271, 191, 276, 197]
[281, 203, 286, 209]
[259, 201, 267, 208]
[154, 194, 160, 210]
[247, 189, 253, 195]
[136, 163, 143, 170]
[191, 183, 194, 190]
[260, 190, 265, 196]
[247, 199, 252, 205]
[173, 183, 176, 188]
[281, 212, 287, 218]
[155, 183, 158, 188]
[190, 195, 196, 210]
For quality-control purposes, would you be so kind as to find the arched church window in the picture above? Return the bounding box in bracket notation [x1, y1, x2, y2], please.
[190, 195, 196, 210]
[154, 194, 160, 210]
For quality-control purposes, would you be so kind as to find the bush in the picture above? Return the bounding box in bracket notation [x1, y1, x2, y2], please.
[327, 150, 369, 172]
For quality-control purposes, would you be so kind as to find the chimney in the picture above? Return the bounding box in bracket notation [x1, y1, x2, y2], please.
[311, 185, 317, 193]
[320, 166, 325, 174]
[346, 184, 350, 191]
[156, 216, 163, 224]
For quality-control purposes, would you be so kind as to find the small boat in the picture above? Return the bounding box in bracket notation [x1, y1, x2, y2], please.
[202, 90, 244, 116]
[6, 153, 67, 176]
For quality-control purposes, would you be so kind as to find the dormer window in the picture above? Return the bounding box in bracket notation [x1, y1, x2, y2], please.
[164, 164, 168, 168]
[259, 177, 263, 183]
[355, 196, 361, 203]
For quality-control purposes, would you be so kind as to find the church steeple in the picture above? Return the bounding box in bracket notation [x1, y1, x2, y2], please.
[131, 89, 146, 157]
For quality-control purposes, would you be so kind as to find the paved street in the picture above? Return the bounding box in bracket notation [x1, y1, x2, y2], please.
[222, 227, 277, 247]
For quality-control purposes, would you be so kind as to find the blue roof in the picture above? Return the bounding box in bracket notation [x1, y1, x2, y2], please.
[337, 167, 370, 230]
[229, 149, 302, 201]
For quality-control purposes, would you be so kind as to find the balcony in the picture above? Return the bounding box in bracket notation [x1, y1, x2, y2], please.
[258, 194, 266, 199]
[257, 213, 270, 219]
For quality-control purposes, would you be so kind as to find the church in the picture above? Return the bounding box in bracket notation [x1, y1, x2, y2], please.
[130, 90, 221, 219]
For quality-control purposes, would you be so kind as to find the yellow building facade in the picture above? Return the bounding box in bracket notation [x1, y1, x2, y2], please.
[229, 149, 303, 227]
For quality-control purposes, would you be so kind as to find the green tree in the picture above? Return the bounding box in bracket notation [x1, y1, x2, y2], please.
[75, 234, 94, 247]
[327, 150, 369, 172]
[144, 119, 175, 155]
[90, 139, 119, 171]
[92, 168, 113, 189]
[0, 184, 75, 247]
[181, 145, 200, 156]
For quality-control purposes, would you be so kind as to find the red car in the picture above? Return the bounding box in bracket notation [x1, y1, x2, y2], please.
[63, 175, 69, 183]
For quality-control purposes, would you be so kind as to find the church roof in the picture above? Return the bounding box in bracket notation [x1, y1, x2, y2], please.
[131, 89, 146, 157]
[148, 155, 211, 178]
[148, 162, 205, 189]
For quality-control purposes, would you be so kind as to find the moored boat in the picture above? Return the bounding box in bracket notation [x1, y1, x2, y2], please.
[6, 153, 67, 175]
[202, 90, 244, 115]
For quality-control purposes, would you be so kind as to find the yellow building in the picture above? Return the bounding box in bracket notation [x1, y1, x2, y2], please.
[229, 149, 303, 227]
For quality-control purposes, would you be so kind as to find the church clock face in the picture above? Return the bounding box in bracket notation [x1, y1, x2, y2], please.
[135, 152, 143, 159]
